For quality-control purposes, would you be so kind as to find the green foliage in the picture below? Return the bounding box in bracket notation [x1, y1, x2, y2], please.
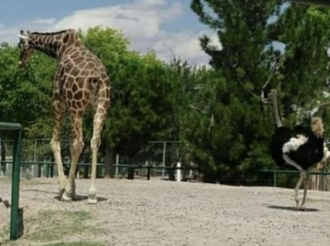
[0, 27, 181, 168]
[1, 7, 330, 185]
[0, 44, 54, 132]
[82, 28, 180, 161]
[189, 0, 330, 183]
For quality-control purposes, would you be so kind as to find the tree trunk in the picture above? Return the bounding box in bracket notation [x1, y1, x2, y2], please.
[104, 147, 114, 178]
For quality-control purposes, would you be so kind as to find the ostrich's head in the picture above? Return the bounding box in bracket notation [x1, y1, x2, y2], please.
[311, 117, 324, 138]
[266, 89, 282, 128]
[17, 30, 34, 68]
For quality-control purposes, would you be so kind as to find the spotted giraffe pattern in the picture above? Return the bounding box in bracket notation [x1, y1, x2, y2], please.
[18, 29, 110, 203]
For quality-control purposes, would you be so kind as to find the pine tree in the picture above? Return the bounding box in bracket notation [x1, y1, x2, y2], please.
[189, 1, 330, 183]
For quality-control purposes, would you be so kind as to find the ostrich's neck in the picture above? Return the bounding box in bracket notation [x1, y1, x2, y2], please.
[271, 91, 283, 128]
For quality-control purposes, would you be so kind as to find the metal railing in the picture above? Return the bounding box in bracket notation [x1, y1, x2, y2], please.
[0, 139, 183, 180]
[0, 122, 23, 241]
[0, 160, 200, 181]
[258, 169, 330, 187]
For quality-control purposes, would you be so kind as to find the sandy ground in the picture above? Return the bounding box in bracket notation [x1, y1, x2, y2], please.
[1, 177, 330, 246]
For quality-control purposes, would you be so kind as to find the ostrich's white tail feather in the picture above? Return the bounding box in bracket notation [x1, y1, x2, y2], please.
[282, 135, 308, 154]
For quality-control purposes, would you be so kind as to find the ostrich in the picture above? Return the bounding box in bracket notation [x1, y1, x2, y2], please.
[267, 89, 327, 210]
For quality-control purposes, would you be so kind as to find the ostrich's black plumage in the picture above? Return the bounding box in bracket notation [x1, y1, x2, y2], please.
[266, 89, 327, 210]
[270, 124, 324, 170]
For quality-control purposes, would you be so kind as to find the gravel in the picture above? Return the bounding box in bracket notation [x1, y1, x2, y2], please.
[1, 178, 330, 246]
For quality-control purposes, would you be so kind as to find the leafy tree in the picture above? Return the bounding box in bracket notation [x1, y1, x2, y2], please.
[271, 4, 330, 121]
[82, 27, 181, 177]
[189, 0, 330, 183]
[0, 43, 55, 134]
[0, 43, 55, 171]
[0, 27, 182, 178]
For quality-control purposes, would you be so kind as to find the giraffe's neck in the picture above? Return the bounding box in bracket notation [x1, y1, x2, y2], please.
[28, 30, 82, 59]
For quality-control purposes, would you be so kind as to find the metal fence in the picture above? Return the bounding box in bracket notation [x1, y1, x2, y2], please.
[258, 166, 330, 191]
[0, 138, 199, 181]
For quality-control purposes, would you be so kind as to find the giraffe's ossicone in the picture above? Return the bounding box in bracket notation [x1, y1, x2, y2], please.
[18, 29, 111, 204]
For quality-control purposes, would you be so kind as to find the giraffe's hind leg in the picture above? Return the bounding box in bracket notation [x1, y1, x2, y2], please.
[88, 88, 109, 204]
[62, 111, 84, 201]
[50, 99, 66, 197]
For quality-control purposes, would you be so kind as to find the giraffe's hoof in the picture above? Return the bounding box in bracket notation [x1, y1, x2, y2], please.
[59, 186, 65, 195]
[61, 192, 73, 202]
[87, 194, 97, 204]
[87, 198, 97, 204]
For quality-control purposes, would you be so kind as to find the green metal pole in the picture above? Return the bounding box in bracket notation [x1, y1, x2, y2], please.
[10, 129, 22, 240]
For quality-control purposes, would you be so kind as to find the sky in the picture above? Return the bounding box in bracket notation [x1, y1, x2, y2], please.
[0, 0, 221, 66]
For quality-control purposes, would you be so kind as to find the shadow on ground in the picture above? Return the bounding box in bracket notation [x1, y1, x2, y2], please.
[267, 205, 319, 212]
[23, 189, 108, 202]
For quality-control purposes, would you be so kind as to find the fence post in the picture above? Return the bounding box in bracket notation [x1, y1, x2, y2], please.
[147, 166, 151, 180]
[176, 162, 181, 182]
[115, 154, 119, 179]
[34, 139, 37, 163]
[50, 164, 54, 178]
[0, 137, 6, 175]
[37, 162, 42, 178]
[274, 170, 277, 187]
[10, 126, 23, 240]
[0, 136, 1, 176]
[162, 142, 166, 179]
[127, 166, 135, 180]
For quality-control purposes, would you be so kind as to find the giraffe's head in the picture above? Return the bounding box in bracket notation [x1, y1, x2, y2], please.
[17, 30, 34, 68]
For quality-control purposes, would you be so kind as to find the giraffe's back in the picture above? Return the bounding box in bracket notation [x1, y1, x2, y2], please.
[58, 46, 110, 112]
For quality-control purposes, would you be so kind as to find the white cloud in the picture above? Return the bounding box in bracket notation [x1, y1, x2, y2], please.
[52, 0, 183, 40]
[150, 31, 221, 66]
[0, 0, 216, 66]
[33, 18, 56, 25]
[131, 0, 168, 8]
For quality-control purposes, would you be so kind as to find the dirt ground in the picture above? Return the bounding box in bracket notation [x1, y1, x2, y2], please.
[1, 177, 330, 246]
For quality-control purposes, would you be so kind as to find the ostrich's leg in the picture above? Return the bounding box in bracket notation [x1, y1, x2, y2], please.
[283, 155, 306, 209]
[293, 172, 307, 209]
[299, 173, 310, 210]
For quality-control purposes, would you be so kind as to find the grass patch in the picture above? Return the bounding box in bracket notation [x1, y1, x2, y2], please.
[21, 178, 54, 186]
[25, 210, 98, 242]
[0, 225, 9, 238]
[0, 176, 11, 183]
[42, 242, 105, 246]
[1, 210, 103, 246]
[0, 177, 53, 185]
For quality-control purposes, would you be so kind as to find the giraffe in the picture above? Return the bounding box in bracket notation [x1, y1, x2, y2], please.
[17, 29, 111, 204]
